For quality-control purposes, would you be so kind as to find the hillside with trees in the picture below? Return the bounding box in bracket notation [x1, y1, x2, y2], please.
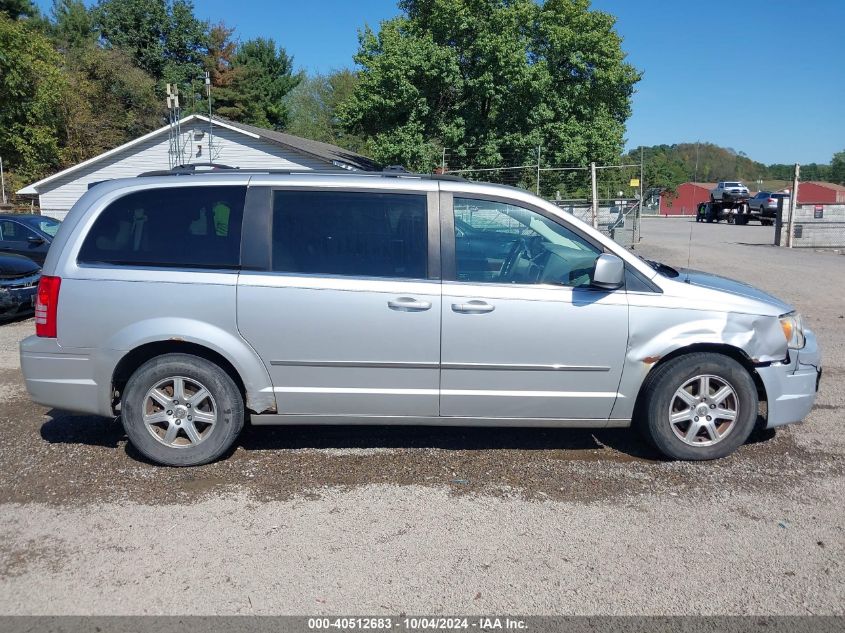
[623, 143, 840, 194]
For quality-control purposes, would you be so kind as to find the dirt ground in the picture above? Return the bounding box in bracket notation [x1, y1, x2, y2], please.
[0, 218, 842, 615]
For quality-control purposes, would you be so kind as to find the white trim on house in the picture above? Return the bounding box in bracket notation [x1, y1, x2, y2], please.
[16, 114, 258, 195]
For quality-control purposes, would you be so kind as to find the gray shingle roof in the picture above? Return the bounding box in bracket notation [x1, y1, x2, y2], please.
[217, 117, 380, 172]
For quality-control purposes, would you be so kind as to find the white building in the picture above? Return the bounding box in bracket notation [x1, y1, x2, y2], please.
[17, 114, 377, 219]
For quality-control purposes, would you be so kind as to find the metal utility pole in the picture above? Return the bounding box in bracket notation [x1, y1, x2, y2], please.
[166, 84, 182, 168]
[441, 148, 446, 174]
[536, 144, 542, 195]
[786, 163, 800, 248]
[590, 161, 598, 229]
[205, 71, 214, 160]
[638, 146, 644, 242]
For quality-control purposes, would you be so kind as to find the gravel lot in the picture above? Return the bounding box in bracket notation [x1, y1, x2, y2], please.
[0, 218, 842, 615]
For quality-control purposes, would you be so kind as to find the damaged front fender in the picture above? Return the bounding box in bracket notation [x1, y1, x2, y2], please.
[610, 305, 787, 420]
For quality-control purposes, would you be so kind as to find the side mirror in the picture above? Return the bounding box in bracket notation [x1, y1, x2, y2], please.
[592, 253, 624, 290]
[27, 236, 45, 245]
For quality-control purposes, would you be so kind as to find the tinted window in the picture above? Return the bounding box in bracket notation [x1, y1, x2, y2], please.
[20, 216, 61, 237]
[272, 191, 427, 279]
[453, 197, 600, 287]
[0, 220, 38, 241]
[78, 186, 245, 268]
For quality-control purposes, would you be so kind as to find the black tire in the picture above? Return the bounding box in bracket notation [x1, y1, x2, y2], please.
[121, 353, 244, 467]
[636, 352, 759, 460]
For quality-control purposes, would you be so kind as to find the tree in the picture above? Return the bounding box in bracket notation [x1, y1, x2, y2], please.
[0, 15, 67, 182]
[59, 47, 161, 165]
[94, 0, 208, 89]
[340, 0, 641, 181]
[285, 69, 367, 152]
[215, 38, 299, 130]
[830, 150, 845, 185]
[205, 22, 237, 90]
[0, 0, 37, 19]
[50, 0, 96, 50]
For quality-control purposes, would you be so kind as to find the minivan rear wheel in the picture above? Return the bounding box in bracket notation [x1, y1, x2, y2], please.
[637, 352, 759, 460]
[121, 353, 244, 466]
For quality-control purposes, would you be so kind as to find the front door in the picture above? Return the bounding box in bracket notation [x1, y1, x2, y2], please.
[439, 194, 629, 421]
[237, 187, 442, 417]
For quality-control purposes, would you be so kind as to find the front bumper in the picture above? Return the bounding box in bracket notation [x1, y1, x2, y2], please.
[0, 285, 36, 318]
[757, 328, 821, 428]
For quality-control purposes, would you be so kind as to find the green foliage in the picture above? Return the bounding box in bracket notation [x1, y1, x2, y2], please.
[94, 0, 209, 88]
[340, 0, 641, 182]
[285, 70, 368, 153]
[830, 150, 845, 186]
[50, 0, 96, 49]
[0, 15, 67, 182]
[625, 144, 839, 194]
[60, 46, 161, 165]
[0, 0, 37, 20]
[214, 38, 300, 130]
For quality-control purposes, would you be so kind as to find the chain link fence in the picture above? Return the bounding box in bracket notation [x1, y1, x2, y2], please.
[779, 203, 845, 248]
[442, 149, 643, 248]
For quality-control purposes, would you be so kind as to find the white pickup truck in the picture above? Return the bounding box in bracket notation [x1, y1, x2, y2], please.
[710, 181, 750, 202]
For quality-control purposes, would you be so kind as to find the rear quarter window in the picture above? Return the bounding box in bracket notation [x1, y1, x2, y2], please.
[78, 186, 246, 268]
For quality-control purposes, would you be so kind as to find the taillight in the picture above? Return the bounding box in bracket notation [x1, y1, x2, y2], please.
[768, 198, 775, 203]
[35, 275, 61, 338]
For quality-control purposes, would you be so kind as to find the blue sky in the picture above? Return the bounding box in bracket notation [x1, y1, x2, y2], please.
[37, 0, 845, 164]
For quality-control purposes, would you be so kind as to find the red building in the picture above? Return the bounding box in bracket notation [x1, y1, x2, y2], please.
[659, 180, 845, 216]
[797, 181, 845, 204]
[659, 182, 715, 216]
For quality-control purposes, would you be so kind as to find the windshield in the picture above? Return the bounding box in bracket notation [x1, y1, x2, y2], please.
[19, 215, 61, 237]
[725, 182, 742, 188]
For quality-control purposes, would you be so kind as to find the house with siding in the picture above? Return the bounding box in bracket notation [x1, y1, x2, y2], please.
[17, 114, 378, 219]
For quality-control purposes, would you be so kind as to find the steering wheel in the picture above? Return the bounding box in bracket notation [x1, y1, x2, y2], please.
[499, 236, 530, 281]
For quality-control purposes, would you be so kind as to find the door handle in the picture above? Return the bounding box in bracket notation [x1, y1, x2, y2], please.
[388, 297, 432, 312]
[452, 301, 495, 314]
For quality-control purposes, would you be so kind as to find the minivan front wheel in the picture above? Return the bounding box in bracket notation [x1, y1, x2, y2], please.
[122, 353, 244, 466]
[637, 352, 759, 460]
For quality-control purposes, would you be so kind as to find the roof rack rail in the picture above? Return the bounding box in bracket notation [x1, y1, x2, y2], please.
[137, 163, 239, 177]
[135, 164, 468, 183]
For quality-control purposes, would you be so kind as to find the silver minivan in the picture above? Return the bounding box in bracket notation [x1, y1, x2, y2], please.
[20, 171, 821, 466]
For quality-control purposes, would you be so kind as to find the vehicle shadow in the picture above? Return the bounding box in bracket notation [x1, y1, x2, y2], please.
[39, 410, 124, 448]
[238, 422, 666, 460]
[39, 410, 776, 464]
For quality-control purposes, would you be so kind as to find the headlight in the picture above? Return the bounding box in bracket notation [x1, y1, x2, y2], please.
[779, 312, 806, 349]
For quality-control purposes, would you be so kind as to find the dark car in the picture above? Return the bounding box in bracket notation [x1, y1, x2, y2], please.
[0, 253, 41, 320]
[0, 214, 61, 265]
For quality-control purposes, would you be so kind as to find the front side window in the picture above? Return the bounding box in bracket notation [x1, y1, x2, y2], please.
[78, 186, 245, 268]
[271, 191, 427, 279]
[453, 197, 600, 287]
